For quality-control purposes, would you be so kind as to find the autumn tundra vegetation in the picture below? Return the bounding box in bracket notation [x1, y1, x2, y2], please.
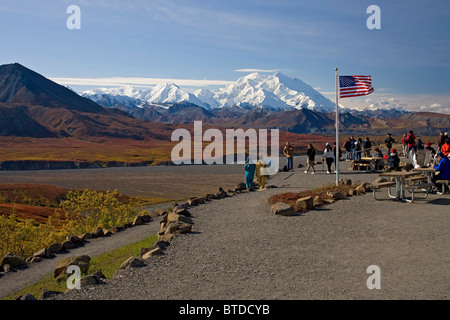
[0, 185, 145, 260]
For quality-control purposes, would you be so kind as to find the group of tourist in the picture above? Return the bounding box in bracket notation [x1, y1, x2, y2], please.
[342, 136, 373, 161]
[242, 132, 450, 192]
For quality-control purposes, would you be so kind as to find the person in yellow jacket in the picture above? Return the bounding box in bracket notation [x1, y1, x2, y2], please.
[255, 158, 268, 190]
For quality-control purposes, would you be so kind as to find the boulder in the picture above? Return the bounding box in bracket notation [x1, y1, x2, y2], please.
[3, 264, 15, 272]
[92, 270, 106, 280]
[62, 240, 76, 250]
[1, 253, 26, 268]
[79, 233, 93, 241]
[327, 191, 346, 200]
[372, 177, 387, 185]
[80, 274, 101, 287]
[132, 215, 144, 226]
[188, 197, 205, 206]
[313, 196, 322, 206]
[119, 257, 146, 270]
[158, 233, 178, 242]
[33, 248, 49, 259]
[167, 212, 193, 225]
[16, 293, 36, 300]
[173, 207, 191, 217]
[271, 202, 296, 216]
[359, 182, 370, 192]
[47, 243, 63, 255]
[54, 255, 91, 281]
[141, 248, 165, 260]
[92, 227, 104, 238]
[139, 215, 152, 223]
[294, 196, 314, 211]
[111, 226, 124, 233]
[355, 186, 366, 194]
[322, 198, 336, 204]
[339, 178, 353, 186]
[152, 240, 170, 250]
[26, 256, 43, 263]
[67, 235, 83, 246]
[39, 290, 63, 300]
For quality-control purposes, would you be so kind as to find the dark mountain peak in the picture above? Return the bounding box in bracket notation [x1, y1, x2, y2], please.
[0, 63, 107, 114]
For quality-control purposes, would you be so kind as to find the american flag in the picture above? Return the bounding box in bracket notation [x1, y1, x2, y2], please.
[339, 75, 374, 98]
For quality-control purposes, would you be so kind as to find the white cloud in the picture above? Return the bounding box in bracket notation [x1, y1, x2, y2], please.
[234, 68, 281, 73]
[50, 76, 234, 88]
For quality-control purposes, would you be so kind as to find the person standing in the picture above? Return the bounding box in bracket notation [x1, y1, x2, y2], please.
[333, 142, 342, 171]
[384, 133, 395, 154]
[283, 142, 295, 171]
[343, 137, 352, 161]
[350, 136, 356, 160]
[355, 138, 363, 160]
[255, 158, 268, 190]
[438, 131, 446, 152]
[305, 144, 316, 174]
[406, 130, 416, 158]
[401, 132, 407, 156]
[323, 143, 334, 174]
[363, 137, 372, 157]
[244, 157, 256, 191]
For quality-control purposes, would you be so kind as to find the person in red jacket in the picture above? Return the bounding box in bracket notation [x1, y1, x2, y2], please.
[440, 138, 450, 157]
[406, 130, 416, 158]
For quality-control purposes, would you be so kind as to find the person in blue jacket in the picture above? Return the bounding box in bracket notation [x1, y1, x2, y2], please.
[432, 152, 450, 192]
[244, 157, 257, 191]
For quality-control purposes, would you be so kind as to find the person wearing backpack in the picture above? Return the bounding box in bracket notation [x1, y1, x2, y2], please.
[406, 130, 416, 158]
[387, 148, 400, 171]
[305, 144, 316, 174]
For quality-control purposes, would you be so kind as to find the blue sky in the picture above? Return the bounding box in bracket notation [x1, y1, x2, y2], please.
[1, 0, 449, 112]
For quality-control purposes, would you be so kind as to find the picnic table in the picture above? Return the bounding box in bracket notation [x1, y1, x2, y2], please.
[377, 171, 431, 202]
[361, 157, 384, 172]
[413, 167, 437, 183]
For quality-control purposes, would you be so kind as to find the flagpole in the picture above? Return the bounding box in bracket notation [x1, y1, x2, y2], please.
[335, 68, 339, 186]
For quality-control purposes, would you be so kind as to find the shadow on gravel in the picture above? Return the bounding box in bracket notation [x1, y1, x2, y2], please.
[427, 198, 450, 206]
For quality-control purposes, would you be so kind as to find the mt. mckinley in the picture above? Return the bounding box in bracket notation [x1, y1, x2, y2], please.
[81, 72, 336, 113]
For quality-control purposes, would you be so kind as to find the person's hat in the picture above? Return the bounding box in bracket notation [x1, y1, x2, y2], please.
[374, 147, 380, 151]
[436, 152, 444, 158]
[326, 142, 329, 146]
[426, 142, 432, 147]
[392, 148, 397, 153]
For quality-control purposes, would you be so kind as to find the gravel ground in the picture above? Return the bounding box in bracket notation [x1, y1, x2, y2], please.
[46, 157, 449, 300]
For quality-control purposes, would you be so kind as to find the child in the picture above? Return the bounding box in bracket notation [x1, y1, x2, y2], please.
[255, 158, 268, 190]
[244, 157, 256, 191]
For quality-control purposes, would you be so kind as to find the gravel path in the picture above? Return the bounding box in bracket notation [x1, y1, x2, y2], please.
[47, 158, 449, 300]
[1, 156, 449, 300]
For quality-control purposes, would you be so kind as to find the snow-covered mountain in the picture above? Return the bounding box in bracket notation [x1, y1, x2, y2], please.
[80, 72, 335, 113]
[81, 83, 205, 109]
[140, 82, 205, 107]
[205, 72, 335, 112]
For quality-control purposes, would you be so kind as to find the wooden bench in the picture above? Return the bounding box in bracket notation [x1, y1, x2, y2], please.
[405, 176, 427, 183]
[369, 182, 397, 200]
[405, 182, 434, 202]
[436, 180, 450, 195]
[351, 163, 372, 171]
